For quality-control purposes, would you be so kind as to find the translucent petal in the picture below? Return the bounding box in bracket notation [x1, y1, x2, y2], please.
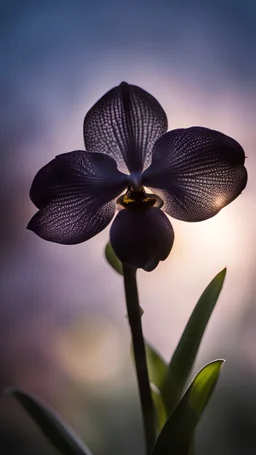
[28, 151, 127, 244]
[110, 207, 174, 271]
[83, 82, 168, 174]
[143, 127, 247, 222]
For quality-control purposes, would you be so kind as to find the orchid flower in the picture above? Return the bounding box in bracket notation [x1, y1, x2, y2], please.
[28, 82, 247, 271]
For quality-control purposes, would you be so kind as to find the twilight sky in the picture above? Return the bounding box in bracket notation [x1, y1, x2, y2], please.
[1, 1, 256, 453]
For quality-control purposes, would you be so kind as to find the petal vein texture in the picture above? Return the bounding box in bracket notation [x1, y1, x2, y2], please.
[28, 151, 127, 244]
[143, 127, 247, 221]
[84, 82, 168, 174]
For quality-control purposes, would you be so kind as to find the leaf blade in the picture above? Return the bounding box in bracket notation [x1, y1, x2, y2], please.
[5, 388, 93, 455]
[144, 342, 168, 429]
[151, 360, 224, 455]
[105, 242, 123, 275]
[145, 341, 168, 391]
[151, 384, 168, 431]
[162, 268, 226, 413]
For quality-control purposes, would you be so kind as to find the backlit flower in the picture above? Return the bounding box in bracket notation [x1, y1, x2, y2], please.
[28, 82, 247, 271]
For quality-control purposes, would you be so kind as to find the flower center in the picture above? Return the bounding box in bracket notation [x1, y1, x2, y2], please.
[128, 172, 142, 192]
[117, 187, 163, 211]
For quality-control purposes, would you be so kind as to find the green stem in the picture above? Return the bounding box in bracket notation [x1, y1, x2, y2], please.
[123, 264, 156, 454]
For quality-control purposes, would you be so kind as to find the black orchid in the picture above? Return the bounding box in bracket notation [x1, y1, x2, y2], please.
[28, 82, 247, 271]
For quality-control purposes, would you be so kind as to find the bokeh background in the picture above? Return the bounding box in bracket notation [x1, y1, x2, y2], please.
[1, 0, 256, 453]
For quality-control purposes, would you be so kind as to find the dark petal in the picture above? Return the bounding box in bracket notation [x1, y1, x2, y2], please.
[143, 127, 248, 222]
[83, 82, 168, 174]
[110, 207, 174, 271]
[28, 151, 127, 244]
[28, 200, 116, 245]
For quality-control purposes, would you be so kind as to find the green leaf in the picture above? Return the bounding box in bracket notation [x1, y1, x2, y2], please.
[131, 341, 168, 429]
[105, 242, 123, 275]
[145, 342, 168, 430]
[145, 341, 168, 391]
[5, 388, 93, 455]
[162, 268, 226, 414]
[188, 438, 196, 455]
[151, 384, 168, 431]
[151, 360, 224, 455]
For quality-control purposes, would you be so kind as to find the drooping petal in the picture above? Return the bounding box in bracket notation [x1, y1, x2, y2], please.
[83, 82, 168, 174]
[143, 127, 247, 222]
[28, 151, 127, 244]
[110, 207, 174, 271]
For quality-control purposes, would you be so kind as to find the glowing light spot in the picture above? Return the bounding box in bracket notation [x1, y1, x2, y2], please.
[214, 195, 227, 209]
[56, 317, 124, 386]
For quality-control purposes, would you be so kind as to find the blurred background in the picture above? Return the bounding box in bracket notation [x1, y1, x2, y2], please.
[1, 0, 256, 453]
